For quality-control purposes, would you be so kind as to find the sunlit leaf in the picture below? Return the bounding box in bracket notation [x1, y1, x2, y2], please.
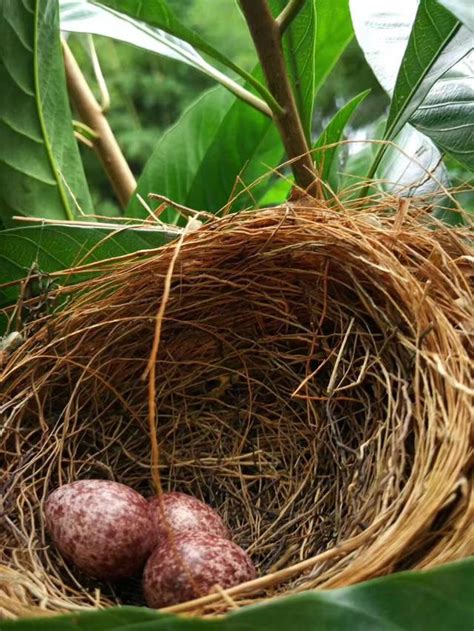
[94, 0, 274, 111]
[436, 0, 474, 31]
[379, 123, 449, 195]
[350, 0, 473, 192]
[383, 3, 470, 149]
[60, 0, 257, 103]
[410, 52, 474, 171]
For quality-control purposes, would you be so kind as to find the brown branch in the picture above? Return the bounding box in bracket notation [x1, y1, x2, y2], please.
[62, 40, 136, 209]
[239, 0, 320, 197]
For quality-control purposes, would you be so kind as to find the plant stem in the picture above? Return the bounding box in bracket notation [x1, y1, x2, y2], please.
[276, 0, 306, 35]
[201, 60, 275, 117]
[62, 40, 136, 209]
[239, 0, 320, 197]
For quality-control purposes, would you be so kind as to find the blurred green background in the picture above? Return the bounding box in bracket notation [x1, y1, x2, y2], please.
[68, 0, 470, 216]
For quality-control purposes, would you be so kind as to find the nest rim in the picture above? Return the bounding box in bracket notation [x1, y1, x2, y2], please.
[0, 202, 472, 618]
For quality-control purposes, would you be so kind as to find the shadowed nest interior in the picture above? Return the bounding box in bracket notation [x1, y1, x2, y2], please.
[0, 203, 472, 618]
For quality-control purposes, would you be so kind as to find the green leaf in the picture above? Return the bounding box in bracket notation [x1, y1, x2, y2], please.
[258, 175, 293, 207]
[0, 224, 177, 310]
[3, 559, 473, 630]
[313, 90, 369, 189]
[0, 0, 93, 227]
[0, 608, 178, 631]
[60, 1, 268, 115]
[60, 0, 228, 75]
[436, 0, 474, 32]
[350, 0, 472, 190]
[232, 124, 284, 209]
[384, 1, 468, 148]
[125, 0, 355, 216]
[127, 85, 282, 219]
[61, 0, 210, 69]
[432, 199, 472, 226]
[271, 0, 354, 141]
[339, 116, 384, 189]
[410, 53, 474, 171]
[355, 0, 472, 177]
[313, 0, 354, 96]
[270, 0, 317, 141]
[94, 0, 276, 113]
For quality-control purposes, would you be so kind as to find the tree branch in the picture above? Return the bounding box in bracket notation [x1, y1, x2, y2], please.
[276, 0, 306, 35]
[239, 0, 320, 197]
[62, 40, 136, 209]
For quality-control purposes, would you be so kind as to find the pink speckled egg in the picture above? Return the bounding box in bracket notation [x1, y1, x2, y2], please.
[44, 480, 154, 580]
[148, 492, 229, 546]
[143, 531, 256, 608]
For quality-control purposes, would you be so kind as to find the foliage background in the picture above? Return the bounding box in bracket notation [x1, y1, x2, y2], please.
[68, 0, 391, 216]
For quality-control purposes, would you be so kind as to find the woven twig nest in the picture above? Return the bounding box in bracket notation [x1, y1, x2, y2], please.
[0, 203, 472, 618]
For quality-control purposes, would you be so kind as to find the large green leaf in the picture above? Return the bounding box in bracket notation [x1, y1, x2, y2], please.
[94, 0, 275, 112]
[313, 0, 354, 97]
[0, 609, 174, 631]
[127, 85, 282, 219]
[258, 175, 294, 207]
[60, 1, 268, 114]
[0, 0, 93, 227]
[410, 53, 474, 171]
[383, 1, 469, 151]
[350, 0, 472, 180]
[437, 0, 474, 31]
[3, 559, 473, 630]
[0, 224, 178, 311]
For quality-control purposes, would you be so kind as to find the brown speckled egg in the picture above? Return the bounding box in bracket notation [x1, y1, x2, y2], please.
[143, 531, 256, 608]
[148, 492, 229, 546]
[44, 480, 154, 580]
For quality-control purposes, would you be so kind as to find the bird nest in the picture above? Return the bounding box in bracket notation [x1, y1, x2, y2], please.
[0, 201, 472, 618]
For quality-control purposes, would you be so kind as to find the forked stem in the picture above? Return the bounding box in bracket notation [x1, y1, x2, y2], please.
[62, 40, 136, 209]
[276, 0, 306, 34]
[239, 0, 320, 197]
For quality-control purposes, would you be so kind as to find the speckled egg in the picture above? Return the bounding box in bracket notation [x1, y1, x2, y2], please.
[44, 480, 154, 580]
[148, 492, 229, 546]
[143, 531, 256, 608]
